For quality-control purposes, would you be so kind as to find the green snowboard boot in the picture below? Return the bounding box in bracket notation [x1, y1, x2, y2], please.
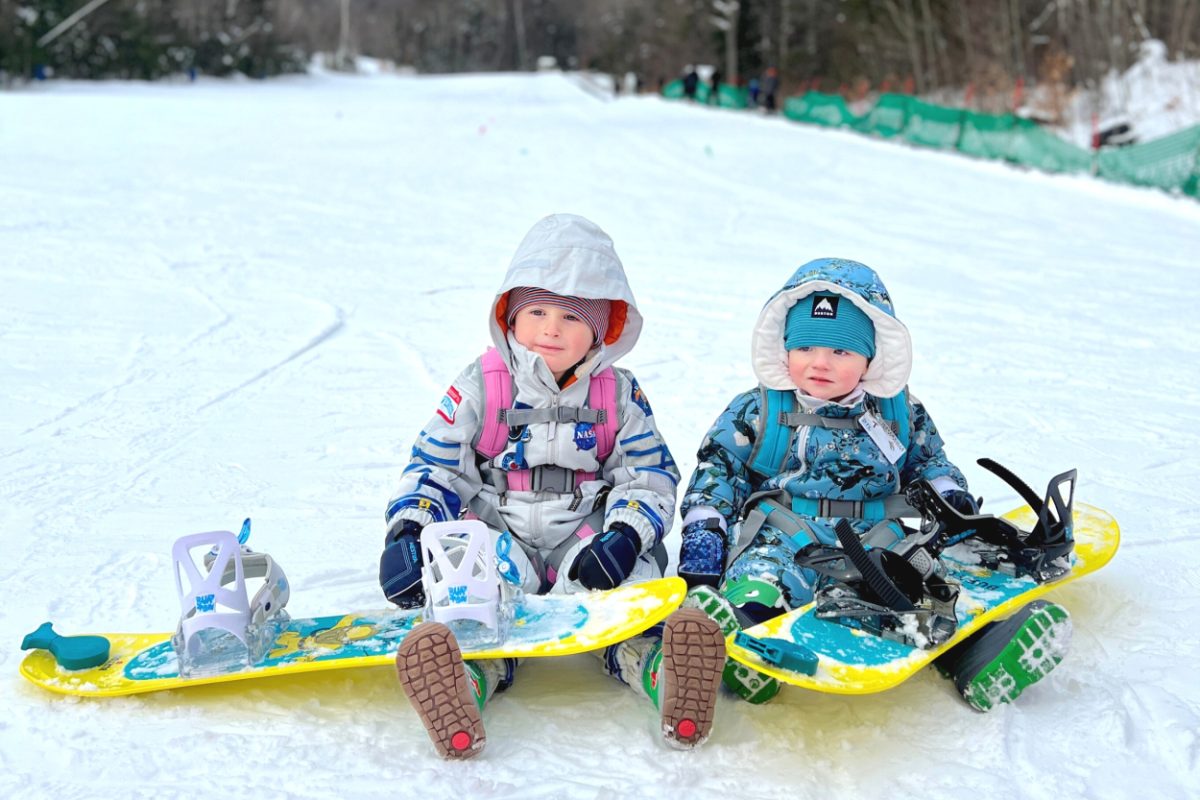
[937, 600, 1072, 712]
[683, 585, 781, 704]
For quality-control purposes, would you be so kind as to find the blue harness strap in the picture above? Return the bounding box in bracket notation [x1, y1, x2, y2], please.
[747, 388, 796, 479]
[875, 390, 911, 460]
[747, 387, 911, 480]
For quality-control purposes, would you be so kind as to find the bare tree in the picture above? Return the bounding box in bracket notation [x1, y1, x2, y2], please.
[882, 0, 924, 92]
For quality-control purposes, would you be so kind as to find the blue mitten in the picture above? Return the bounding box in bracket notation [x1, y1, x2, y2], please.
[569, 523, 640, 591]
[941, 490, 981, 516]
[380, 520, 426, 608]
[678, 518, 727, 588]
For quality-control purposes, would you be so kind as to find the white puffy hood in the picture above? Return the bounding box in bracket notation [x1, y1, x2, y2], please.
[489, 214, 642, 376]
[751, 257, 913, 398]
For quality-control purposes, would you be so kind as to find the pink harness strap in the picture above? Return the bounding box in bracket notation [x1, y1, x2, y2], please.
[475, 348, 618, 486]
[587, 368, 617, 458]
[506, 470, 532, 491]
[477, 348, 513, 458]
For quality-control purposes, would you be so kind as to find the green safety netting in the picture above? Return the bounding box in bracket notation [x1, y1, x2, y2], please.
[663, 84, 1200, 198]
[1097, 124, 1200, 195]
[1005, 118, 1094, 174]
[662, 79, 748, 109]
[714, 83, 750, 108]
[850, 93, 911, 138]
[783, 92, 856, 127]
[662, 79, 686, 100]
[958, 112, 1020, 161]
[901, 99, 965, 150]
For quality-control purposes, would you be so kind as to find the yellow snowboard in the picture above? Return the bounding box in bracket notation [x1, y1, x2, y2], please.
[20, 577, 686, 698]
[726, 503, 1119, 694]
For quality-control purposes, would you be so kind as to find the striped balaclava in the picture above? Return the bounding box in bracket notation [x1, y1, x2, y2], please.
[506, 287, 611, 345]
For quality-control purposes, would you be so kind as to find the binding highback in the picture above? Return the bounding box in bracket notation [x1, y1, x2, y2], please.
[173, 530, 252, 655]
[421, 520, 501, 632]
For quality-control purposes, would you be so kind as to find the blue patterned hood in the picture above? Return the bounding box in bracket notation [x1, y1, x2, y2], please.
[751, 258, 912, 398]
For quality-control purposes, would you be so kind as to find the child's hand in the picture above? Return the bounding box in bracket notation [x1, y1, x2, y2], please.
[941, 490, 981, 517]
[380, 520, 426, 608]
[678, 519, 727, 588]
[568, 524, 640, 591]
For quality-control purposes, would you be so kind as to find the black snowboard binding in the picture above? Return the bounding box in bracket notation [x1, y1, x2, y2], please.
[904, 458, 1077, 584]
[796, 519, 960, 649]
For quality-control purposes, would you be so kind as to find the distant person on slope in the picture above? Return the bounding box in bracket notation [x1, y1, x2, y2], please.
[683, 67, 700, 101]
[762, 66, 779, 112]
[381, 214, 723, 758]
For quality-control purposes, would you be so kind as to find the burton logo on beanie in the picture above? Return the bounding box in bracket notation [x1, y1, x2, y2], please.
[812, 296, 839, 318]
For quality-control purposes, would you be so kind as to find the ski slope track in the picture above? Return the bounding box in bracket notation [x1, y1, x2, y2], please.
[2, 71, 1198, 799]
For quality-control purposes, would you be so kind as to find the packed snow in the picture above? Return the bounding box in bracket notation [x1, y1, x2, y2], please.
[2, 71, 1198, 800]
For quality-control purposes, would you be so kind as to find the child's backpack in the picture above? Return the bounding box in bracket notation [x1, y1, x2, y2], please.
[474, 348, 620, 492]
[719, 386, 916, 562]
[745, 386, 912, 521]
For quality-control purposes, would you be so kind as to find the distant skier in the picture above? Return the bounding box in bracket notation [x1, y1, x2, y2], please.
[747, 76, 760, 107]
[762, 66, 779, 112]
[381, 214, 723, 758]
[676, 258, 1071, 710]
[682, 67, 700, 101]
[709, 69, 722, 105]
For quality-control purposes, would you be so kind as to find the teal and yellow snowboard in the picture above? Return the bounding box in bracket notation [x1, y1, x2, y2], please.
[21, 577, 686, 698]
[726, 503, 1119, 694]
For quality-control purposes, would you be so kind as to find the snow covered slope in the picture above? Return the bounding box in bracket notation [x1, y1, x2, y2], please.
[2, 71, 1198, 799]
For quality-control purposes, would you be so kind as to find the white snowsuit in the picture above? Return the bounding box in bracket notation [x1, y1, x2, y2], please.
[385, 214, 679, 594]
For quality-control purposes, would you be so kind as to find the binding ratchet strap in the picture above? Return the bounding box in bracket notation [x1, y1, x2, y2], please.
[207, 549, 290, 627]
[833, 519, 917, 612]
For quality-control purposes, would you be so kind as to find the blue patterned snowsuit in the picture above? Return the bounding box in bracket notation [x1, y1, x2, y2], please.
[680, 258, 967, 617]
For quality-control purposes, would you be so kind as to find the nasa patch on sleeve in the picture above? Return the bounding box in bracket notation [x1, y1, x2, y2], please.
[436, 386, 462, 424]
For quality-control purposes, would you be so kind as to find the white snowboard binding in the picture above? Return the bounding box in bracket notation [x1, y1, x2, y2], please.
[419, 520, 516, 648]
[171, 519, 290, 676]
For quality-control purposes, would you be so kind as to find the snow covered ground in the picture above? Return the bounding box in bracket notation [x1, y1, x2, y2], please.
[2, 71, 1198, 800]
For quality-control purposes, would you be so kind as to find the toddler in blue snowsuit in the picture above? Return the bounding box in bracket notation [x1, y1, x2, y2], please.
[678, 258, 1072, 710]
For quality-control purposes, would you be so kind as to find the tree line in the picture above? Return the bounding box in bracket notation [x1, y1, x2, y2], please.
[0, 0, 305, 80]
[3, 0, 1196, 102]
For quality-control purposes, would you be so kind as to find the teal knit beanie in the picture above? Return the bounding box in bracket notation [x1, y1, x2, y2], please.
[784, 291, 876, 358]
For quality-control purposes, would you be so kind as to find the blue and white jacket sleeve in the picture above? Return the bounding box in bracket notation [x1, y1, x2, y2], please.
[899, 394, 968, 494]
[600, 370, 681, 555]
[680, 390, 760, 536]
[385, 360, 486, 537]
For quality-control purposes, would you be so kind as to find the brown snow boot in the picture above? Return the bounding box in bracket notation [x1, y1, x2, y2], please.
[659, 607, 725, 749]
[395, 622, 487, 760]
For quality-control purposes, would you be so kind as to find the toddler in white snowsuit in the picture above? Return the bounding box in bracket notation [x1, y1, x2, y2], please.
[381, 214, 723, 758]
